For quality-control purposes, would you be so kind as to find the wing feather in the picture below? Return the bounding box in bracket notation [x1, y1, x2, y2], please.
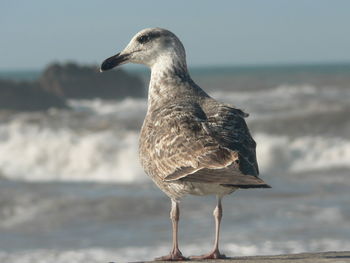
[139, 100, 262, 185]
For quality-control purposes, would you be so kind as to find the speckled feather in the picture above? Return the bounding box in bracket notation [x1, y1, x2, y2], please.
[139, 70, 268, 200]
[108, 27, 269, 200]
[100, 28, 271, 259]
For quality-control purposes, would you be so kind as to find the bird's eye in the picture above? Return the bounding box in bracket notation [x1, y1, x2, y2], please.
[138, 35, 150, 44]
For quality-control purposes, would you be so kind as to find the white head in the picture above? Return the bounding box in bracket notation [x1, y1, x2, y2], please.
[100, 28, 187, 72]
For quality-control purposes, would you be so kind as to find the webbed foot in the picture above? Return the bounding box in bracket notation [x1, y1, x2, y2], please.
[190, 249, 226, 259]
[155, 248, 188, 261]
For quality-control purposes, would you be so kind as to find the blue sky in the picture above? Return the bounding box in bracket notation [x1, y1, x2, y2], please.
[1, 0, 350, 70]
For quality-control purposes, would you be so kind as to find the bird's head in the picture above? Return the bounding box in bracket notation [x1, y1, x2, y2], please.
[100, 28, 187, 72]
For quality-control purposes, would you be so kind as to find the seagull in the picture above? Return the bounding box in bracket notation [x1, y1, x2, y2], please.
[100, 28, 270, 261]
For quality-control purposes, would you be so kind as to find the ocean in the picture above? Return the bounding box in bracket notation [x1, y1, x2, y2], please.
[0, 64, 349, 262]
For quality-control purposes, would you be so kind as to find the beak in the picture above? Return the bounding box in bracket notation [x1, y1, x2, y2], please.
[100, 52, 130, 72]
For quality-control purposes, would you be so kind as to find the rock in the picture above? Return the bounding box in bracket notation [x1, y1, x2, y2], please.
[39, 62, 145, 99]
[0, 62, 145, 111]
[0, 79, 66, 111]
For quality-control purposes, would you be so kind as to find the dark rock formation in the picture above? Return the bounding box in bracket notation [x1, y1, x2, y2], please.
[0, 62, 145, 111]
[0, 79, 66, 111]
[39, 62, 145, 99]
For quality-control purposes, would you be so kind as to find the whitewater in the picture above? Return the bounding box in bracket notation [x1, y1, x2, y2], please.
[0, 68, 349, 262]
[0, 85, 349, 182]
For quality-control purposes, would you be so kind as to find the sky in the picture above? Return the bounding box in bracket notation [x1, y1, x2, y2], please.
[1, 0, 350, 70]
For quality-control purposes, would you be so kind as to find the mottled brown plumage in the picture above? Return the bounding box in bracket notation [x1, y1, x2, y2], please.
[139, 77, 269, 201]
[101, 27, 270, 260]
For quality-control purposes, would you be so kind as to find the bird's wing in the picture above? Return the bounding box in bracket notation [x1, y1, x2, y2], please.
[204, 103, 260, 176]
[141, 101, 263, 186]
[176, 103, 265, 187]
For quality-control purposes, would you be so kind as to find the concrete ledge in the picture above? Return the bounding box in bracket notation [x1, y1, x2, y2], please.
[133, 251, 350, 263]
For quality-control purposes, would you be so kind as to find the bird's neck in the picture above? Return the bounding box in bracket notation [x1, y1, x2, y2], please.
[147, 55, 206, 110]
[150, 53, 189, 82]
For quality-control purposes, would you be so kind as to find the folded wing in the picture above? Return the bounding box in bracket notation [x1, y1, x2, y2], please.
[139, 101, 269, 188]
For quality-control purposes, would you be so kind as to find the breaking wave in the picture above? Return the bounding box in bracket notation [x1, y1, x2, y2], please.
[0, 115, 349, 182]
[256, 134, 350, 174]
[0, 120, 144, 183]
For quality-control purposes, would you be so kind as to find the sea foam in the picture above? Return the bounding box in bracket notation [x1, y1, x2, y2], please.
[0, 119, 144, 182]
[0, 114, 349, 183]
[0, 90, 349, 183]
[256, 134, 350, 174]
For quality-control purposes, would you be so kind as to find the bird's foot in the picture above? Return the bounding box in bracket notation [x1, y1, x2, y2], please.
[190, 249, 226, 259]
[155, 248, 188, 261]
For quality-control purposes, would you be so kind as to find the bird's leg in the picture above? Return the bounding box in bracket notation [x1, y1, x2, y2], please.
[211, 196, 226, 258]
[190, 196, 226, 259]
[155, 199, 187, 261]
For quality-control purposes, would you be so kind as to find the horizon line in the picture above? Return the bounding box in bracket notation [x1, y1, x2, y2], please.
[1, 60, 350, 72]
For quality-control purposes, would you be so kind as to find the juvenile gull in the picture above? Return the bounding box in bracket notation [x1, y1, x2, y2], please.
[100, 28, 270, 260]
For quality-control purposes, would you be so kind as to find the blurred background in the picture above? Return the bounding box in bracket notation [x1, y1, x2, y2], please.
[0, 1, 350, 262]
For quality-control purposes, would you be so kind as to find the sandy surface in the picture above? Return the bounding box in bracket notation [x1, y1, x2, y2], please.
[133, 251, 350, 263]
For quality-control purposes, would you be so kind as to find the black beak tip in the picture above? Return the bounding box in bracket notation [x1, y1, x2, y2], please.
[100, 52, 129, 72]
[99, 62, 109, 72]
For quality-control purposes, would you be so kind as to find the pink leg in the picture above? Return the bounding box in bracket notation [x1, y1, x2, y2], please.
[155, 200, 187, 261]
[190, 196, 226, 259]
